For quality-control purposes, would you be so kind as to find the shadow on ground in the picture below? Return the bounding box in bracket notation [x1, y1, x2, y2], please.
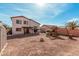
[49, 36, 77, 41]
[7, 33, 39, 39]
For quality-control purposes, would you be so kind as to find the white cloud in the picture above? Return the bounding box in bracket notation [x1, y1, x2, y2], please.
[0, 13, 10, 17]
[2, 4, 69, 21]
[0, 13, 11, 26]
[14, 4, 68, 17]
[47, 4, 68, 15]
[13, 8, 32, 14]
[41, 3, 69, 19]
[68, 18, 79, 22]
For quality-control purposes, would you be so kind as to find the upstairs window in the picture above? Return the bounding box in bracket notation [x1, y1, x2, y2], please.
[24, 21, 26, 24]
[24, 21, 28, 25]
[16, 20, 22, 24]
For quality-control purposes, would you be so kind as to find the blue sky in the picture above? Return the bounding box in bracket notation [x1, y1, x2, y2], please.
[0, 3, 79, 26]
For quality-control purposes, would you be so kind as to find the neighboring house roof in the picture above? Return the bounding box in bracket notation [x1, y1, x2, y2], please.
[41, 25, 57, 28]
[11, 16, 40, 25]
[41, 25, 57, 31]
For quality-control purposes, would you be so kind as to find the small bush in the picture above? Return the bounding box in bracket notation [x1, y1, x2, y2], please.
[46, 30, 52, 37]
[40, 38, 44, 42]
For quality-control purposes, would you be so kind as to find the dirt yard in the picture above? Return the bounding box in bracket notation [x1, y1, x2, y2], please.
[1, 33, 79, 56]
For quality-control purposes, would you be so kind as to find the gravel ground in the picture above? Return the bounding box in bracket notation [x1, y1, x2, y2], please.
[1, 33, 79, 56]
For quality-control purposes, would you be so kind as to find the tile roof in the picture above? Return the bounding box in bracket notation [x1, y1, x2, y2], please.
[11, 16, 40, 25]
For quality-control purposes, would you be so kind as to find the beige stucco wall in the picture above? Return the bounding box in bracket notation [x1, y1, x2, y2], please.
[12, 16, 40, 35]
[12, 17, 24, 35]
[0, 23, 7, 53]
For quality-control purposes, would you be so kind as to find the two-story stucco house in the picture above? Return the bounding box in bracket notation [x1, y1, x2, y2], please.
[11, 16, 40, 35]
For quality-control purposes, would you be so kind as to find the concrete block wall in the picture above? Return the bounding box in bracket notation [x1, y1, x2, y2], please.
[0, 23, 7, 54]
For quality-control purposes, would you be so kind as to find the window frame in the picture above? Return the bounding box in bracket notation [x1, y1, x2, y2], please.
[16, 28, 21, 31]
[16, 20, 22, 24]
[24, 21, 28, 25]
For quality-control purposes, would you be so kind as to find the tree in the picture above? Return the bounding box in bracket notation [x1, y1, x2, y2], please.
[66, 21, 78, 30]
[3, 24, 12, 34]
[65, 20, 79, 40]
